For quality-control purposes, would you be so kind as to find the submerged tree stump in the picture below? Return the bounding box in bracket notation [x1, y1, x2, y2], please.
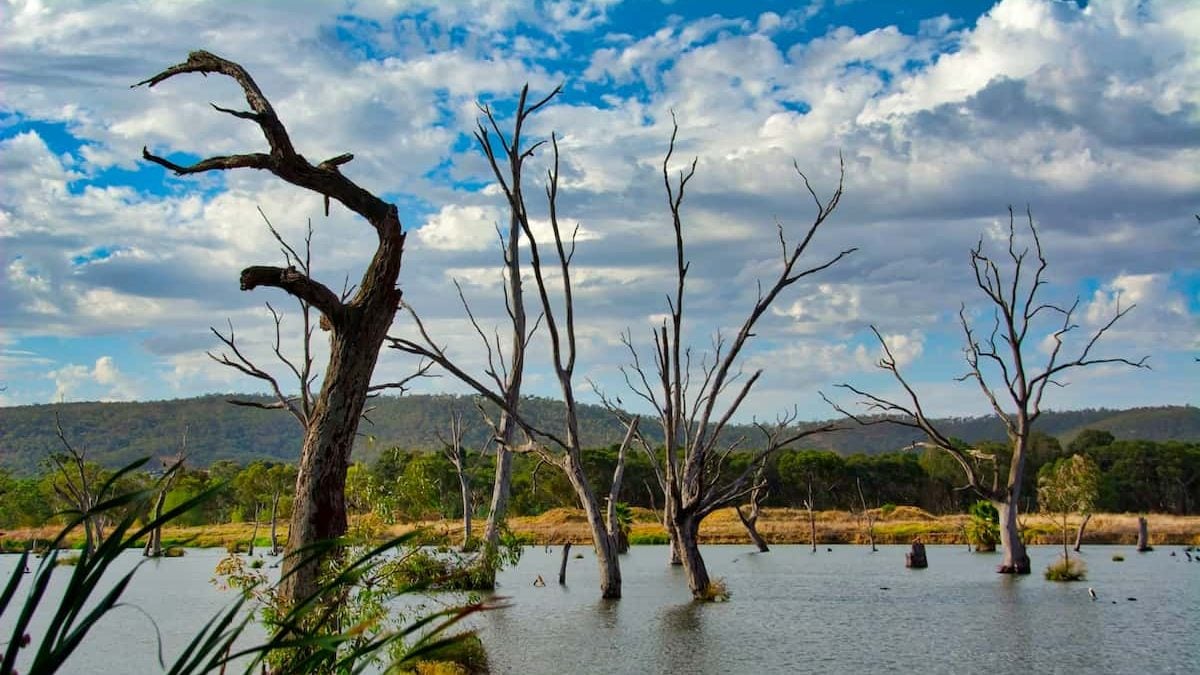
[1136, 516, 1153, 552]
[559, 542, 572, 584]
[906, 541, 928, 569]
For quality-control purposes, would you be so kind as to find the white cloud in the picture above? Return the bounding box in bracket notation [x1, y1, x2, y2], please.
[48, 355, 138, 402]
[416, 204, 504, 252]
[0, 0, 1195, 419]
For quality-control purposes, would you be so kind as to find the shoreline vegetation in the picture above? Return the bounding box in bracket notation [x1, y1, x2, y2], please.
[4, 507, 1198, 553]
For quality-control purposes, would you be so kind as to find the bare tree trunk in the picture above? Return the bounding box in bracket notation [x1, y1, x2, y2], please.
[735, 506, 769, 553]
[248, 504, 262, 557]
[674, 515, 711, 598]
[606, 419, 635, 555]
[855, 476, 877, 553]
[482, 442, 512, 554]
[565, 456, 622, 598]
[806, 477, 817, 553]
[995, 499, 1030, 574]
[1072, 512, 1091, 553]
[665, 498, 682, 565]
[458, 472, 473, 552]
[144, 488, 167, 557]
[270, 491, 281, 555]
[1136, 516, 1152, 552]
[558, 542, 572, 584]
[282, 320, 397, 602]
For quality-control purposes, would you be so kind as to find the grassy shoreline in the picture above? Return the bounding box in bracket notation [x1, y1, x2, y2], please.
[4, 507, 1199, 553]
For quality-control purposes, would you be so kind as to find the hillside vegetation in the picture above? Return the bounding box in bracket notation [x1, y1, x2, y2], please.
[0, 394, 1196, 473]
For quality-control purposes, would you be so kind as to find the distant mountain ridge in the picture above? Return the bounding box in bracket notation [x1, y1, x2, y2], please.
[0, 394, 1196, 474]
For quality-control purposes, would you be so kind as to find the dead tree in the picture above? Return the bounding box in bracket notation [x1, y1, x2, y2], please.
[137, 51, 415, 604]
[828, 208, 1147, 574]
[473, 88, 547, 570]
[47, 414, 109, 556]
[855, 476, 878, 553]
[734, 464, 770, 553]
[392, 88, 635, 598]
[144, 427, 189, 558]
[437, 409, 474, 551]
[606, 418, 639, 554]
[605, 121, 848, 599]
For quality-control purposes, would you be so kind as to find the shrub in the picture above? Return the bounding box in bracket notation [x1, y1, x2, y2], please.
[629, 532, 669, 545]
[698, 578, 730, 602]
[966, 501, 1000, 552]
[1045, 555, 1087, 581]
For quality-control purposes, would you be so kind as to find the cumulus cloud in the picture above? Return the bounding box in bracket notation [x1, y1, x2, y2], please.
[0, 0, 1195, 418]
[48, 355, 138, 402]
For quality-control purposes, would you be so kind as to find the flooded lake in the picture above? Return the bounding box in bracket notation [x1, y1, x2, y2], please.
[3, 544, 1197, 673]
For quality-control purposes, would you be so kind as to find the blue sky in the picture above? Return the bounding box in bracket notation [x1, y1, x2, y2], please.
[0, 0, 1196, 420]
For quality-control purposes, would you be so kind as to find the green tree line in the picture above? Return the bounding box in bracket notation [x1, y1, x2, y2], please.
[5, 429, 1194, 530]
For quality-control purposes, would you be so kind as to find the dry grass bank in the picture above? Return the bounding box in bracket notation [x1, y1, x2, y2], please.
[4, 509, 1199, 552]
[400, 507, 1200, 547]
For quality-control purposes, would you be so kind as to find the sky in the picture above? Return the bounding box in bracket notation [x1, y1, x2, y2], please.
[0, 0, 1197, 422]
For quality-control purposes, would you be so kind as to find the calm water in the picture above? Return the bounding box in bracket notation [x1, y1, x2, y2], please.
[3, 544, 1197, 674]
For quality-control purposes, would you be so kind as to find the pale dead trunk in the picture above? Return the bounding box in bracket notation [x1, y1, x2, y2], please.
[1136, 516, 1151, 551]
[855, 477, 877, 553]
[458, 468, 473, 551]
[1072, 512, 1091, 553]
[248, 504, 261, 557]
[483, 445, 513, 552]
[995, 499, 1030, 574]
[269, 491, 281, 555]
[564, 455, 622, 598]
[665, 498, 682, 565]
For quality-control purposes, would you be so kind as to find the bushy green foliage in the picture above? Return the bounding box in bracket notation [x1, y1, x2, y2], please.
[966, 500, 1000, 551]
[1044, 555, 1087, 581]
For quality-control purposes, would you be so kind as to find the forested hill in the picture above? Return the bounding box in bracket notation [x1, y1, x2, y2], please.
[1, 394, 1197, 474]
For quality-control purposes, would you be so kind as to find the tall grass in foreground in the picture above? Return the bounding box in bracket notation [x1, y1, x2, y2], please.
[1, 459, 492, 674]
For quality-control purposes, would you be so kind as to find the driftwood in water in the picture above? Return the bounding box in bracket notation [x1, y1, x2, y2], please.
[1136, 516, 1152, 552]
[559, 542, 573, 584]
[905, 541, 928, 569]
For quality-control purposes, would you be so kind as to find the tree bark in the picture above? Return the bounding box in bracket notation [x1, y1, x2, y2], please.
[995, 499, 1030, 574]
[280, 302, 400, 602]
[1072, 513, 1091, 553]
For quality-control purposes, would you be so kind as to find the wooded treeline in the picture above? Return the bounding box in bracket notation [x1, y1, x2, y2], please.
[2, 396, 1196, 475]
[4, 429, 1195, 530]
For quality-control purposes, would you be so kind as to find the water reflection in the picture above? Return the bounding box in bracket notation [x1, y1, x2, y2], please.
[2, 544, 1197, 675]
